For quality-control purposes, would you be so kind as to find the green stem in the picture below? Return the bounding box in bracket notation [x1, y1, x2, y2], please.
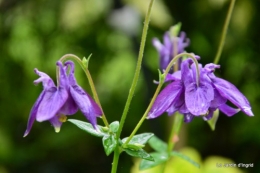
[213, 0, 236, 64]
[161, 113, 183, 173]
[123, 53, 198, 146]
[116, 0, 155, 140]
[111, 147, 120, 173]
[167, 113, 183, 153]
[58, 54, 109, 127]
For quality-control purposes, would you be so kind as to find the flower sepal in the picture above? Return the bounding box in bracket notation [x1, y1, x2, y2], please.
[206, 109, 219, 131]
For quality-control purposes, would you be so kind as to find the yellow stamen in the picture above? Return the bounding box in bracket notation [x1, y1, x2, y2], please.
[59, 114, 67, 122]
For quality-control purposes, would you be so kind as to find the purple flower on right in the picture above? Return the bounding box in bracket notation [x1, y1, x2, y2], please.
[148, 58, 253, 122]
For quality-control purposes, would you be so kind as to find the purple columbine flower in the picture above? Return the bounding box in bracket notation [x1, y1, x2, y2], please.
[153, 31, 190, 70]
[24, 61, 102, 137]
[148, 58, 253, 122]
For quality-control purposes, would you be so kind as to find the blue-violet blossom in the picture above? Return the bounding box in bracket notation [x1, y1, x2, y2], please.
[24, 61, 102, 137]
[153, 31, 190, 70]
[148, 58, 253, 122]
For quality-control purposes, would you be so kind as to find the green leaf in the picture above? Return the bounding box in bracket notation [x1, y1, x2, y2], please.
[109, 121, 119, 133]
[148, 136, 167, 152]
[169, 22, 182, 37]
[158, 69, 164, 83]
[171, 151, 200, 168]
[102, 135, 117, 156]
[124, 143, 145, 150]
[207, 109, 219, 131]
[68, 119, 105, 137]
[81, 54, 92, 69]
[139, 152, 168, 170]
[124, 148, 154, 161]
[122, 133, 154, 145]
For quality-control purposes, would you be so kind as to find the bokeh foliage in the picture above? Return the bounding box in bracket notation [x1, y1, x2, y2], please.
[0, 0, 259, 172]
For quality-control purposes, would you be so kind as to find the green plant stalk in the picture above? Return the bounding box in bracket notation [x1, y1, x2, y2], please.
[161, 113, 184, 172]
[111, 147, 120, 173]
[167, 113, 183, 153]
[111, 1, 155, 172]
[123, 53, 199, 146]
[213, 0, 236, 64]
[58, 54, 109, 127]
[116, 0, 155, 141]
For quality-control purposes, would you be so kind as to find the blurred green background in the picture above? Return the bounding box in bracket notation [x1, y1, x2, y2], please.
[0, 0, 259, 172]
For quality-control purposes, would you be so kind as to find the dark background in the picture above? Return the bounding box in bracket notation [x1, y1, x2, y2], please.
[0, 0, 259, 172]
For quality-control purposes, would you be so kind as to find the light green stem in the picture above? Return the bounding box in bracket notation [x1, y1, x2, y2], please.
[111, 1, 155, 172]
[213, 0, 236, 64]
[111, 147, 120, 173]
[123, 53, 199, 146]
[116, 0, 155, 140]
[58, 54, 109, 127]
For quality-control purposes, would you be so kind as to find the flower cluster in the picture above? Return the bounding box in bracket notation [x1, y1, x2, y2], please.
[24, 61, 102, 137]
[148, 58, 253, 122]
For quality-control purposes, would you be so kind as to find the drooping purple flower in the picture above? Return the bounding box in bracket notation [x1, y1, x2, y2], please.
[24, 61, 102, 137]
[153, 31, 190, 70]
[64, 61, 103, 129]
[148, 58, 253, 122]
[24, 63, 69, 137]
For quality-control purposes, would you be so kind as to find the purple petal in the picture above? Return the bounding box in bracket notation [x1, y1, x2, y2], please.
[36, 87, 68, 122]
[49, 115, 64, 133]
[212, 77, 253, 116]
[210, 89, 227, 108]
[163, 32, 172, 50]
[34, 69, 55, 89]
[148, 81, 183, 119]
[184, 113, 194, 123]
[56, 61, 69, 88]
[160, 53, 171, 70]
[152, 38, 163, 52]
[69, 85, 102, 128]
[181, 59, 193, 87]
[165, 71, 181, 82]
[24, 91, 45, 137]
[219, 104, 240, 117]
[202, 108, 215, 121]
[59, 94, 78, 115]
[185, 82, 214, 116]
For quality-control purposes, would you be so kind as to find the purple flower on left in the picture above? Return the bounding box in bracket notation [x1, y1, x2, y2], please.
[24, 61, 102, 137]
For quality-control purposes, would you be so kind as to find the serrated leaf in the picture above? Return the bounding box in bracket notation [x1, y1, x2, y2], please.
[122, 133, 154, 145]
[207, 109, 219, 131]
[139, 152, 168, 170]
[102, 135, 117, 156]
[148, 136, 167, 152]
[109, 121, 119, 133]
[171, 151, 200, 168]
[68, 119, 105, 137]
[124, 148, 154, 161]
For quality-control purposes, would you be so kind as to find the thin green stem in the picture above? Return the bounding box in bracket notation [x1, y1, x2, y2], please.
[123, 53, 199, 146]
[111, 147, 120, 173]
[58, 54, 109, 127]
[116, 0, 155, 140]
[167, 113, 183, 152]
[213, 0, 236, 64]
